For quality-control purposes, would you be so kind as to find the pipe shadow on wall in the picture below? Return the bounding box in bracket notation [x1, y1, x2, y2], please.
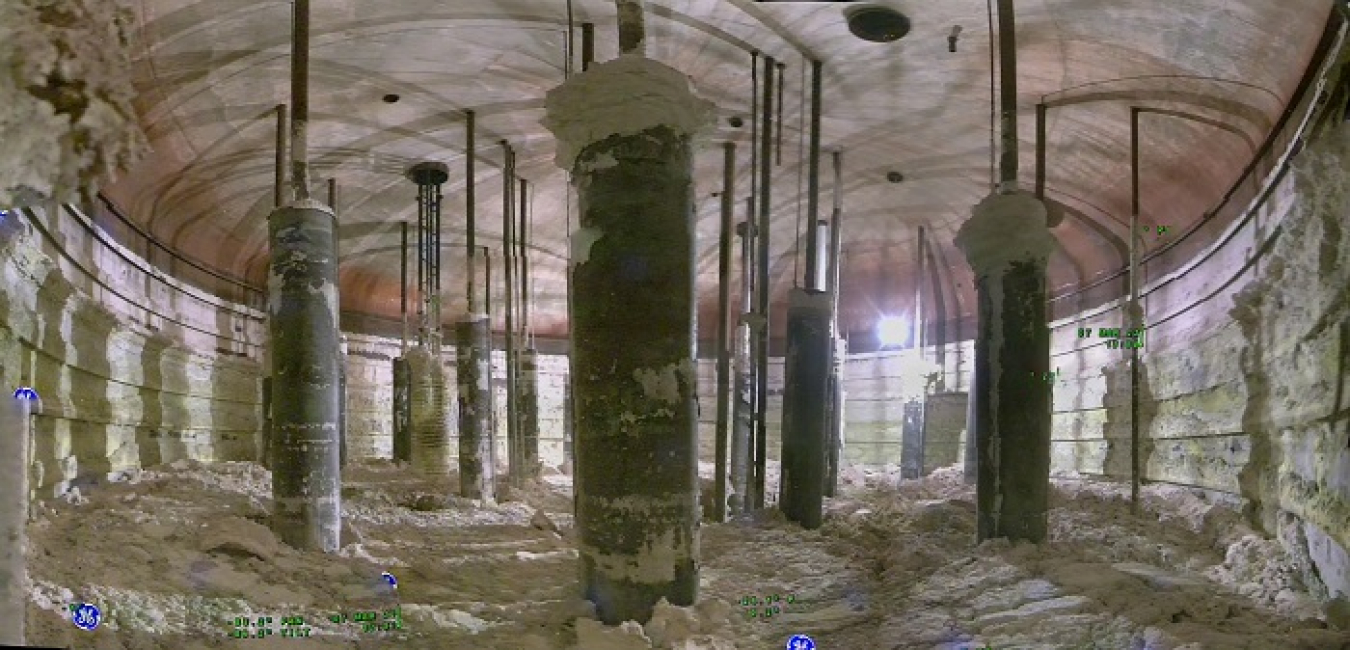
[1231, 283, 1275, 532]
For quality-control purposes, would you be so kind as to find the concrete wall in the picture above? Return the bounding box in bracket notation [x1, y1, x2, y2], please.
[0, 204, 263, 498]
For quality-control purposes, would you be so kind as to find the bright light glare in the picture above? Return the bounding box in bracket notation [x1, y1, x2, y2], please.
[876, 315, 909, 348]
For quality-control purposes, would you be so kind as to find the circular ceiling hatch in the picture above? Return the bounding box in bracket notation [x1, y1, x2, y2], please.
[845, 5, 912, 43]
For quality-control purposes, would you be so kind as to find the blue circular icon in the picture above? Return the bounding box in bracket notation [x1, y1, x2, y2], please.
[13, 386, 38, 401]
[786, 634, 815, 650]
[381, 571, 397, 589]
[72, 603, 101, 631]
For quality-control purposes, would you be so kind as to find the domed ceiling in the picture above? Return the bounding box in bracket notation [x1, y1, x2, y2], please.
[104, 0, 1335, 349]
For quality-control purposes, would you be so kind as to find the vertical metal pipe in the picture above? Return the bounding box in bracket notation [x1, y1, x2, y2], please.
[828, 151, 843, 317]
[416, 182, 425, 345]
[916, 225, 926, 354]
[615, 0, 646, 55]
[1129, 107, 1142, 513]
[754, 55, 775, 509]
[996, 0, 1019, 192]
[502, 142, 519, 484]
[289, 0, 311, 200]
[520, 178, 529, 341]
[401, 221, 409, 351]
[1035, 103, 1047, 199]
[582, 23, 595, 71]
[776, 61, 786, 166]
[804, 60, 823, 290]
[275, 104, 288, 208]
[750, 52, 760, 223]
[467, 110, 478, 305]
[714, 142, 736, 522]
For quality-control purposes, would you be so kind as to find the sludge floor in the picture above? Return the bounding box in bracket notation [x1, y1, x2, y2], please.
[22, 459, 1350, 649]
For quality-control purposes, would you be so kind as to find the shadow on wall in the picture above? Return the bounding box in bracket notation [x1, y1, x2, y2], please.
[1231, 280, 1277, 533]
[1099, 354, 1157, 482]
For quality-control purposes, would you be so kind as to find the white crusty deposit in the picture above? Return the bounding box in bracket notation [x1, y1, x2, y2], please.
[542, 53, 716, 171]
[955, 191, 1055, 278]
[0, 0, 145, 206]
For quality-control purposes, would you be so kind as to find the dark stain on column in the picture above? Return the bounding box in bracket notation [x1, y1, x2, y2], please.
[267, 203, 341, 552]
[456, 314, 493, 500]
[779, 289, 832, 529]
[571, 125, 699, 624]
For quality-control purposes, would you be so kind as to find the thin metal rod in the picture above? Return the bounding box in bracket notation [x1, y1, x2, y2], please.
[1129, 106, 1142, 514]
[566, 0, 576, 77]
[828, 150, 844, 318]
[275, 104, 288, 208]
[467, 110, 478, 309]
[996, 0, 1019, 191]
[750, 51, 760, 221]
[714, 142, 736, 522]
[400, 221, 408, 351]
[754, 54, 776, 510]
[987, 0, 997, 190]
[416, 180, 425, 345]
[915, 225, 926, 355]
[1035, 103, 1047, 199]
[520, 179, 529, 341]
[502, 142, 520, 484]
[776, 61, 786, 166]
[804, 60, 823, 290]
[289, 0, 311, 201]
[582, 23, 595, 71]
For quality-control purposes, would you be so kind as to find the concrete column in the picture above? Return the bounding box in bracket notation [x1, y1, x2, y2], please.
[456, 314, 493, 500]
[954, 192, 1054, 543]
[901, 399, 925, 479]
[407, 345, 450, 476]
[1, 396, 31, 646]
[391, 356, 411, 463]
[267, 202, 342, 552]
[543, 53, 714, 625]
[519, 347, 541, 479]
[779, 289, 832, 529]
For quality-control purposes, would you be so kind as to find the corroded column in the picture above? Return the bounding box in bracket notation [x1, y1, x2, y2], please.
[1, 396, 31, 645]
[268, 201, 342, 552]
[408, 345, 451, 476]
[519, 347, 541, 479]
[456, 311, 493, 500]
[954, 191, 1054, 543]
[779, 289, 832, 529]
[543, 52, 714, 625]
